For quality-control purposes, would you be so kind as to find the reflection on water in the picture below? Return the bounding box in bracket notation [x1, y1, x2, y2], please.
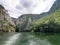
[3, 33, 21, 45]
[0, 32, 60, 45]
[28, 34, 51, 45]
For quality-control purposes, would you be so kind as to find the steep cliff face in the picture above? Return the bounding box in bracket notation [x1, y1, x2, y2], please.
[15, 14, 40, 31]
[0, 5, 15, 32]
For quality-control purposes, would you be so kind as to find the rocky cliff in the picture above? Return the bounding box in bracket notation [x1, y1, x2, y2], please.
[0, 5, 15, 32]
[14, 14, 40, 31]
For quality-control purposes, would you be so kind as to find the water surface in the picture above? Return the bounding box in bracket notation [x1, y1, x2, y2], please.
[0, 32, 60, 45]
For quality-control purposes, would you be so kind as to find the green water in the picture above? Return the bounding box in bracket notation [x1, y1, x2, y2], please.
[0, 32, 60, 45]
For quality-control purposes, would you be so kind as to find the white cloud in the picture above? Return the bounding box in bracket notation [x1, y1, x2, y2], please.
[0, 0, 56, 18]
[32, 0, 56, 14]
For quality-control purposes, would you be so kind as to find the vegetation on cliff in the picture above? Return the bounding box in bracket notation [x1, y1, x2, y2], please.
[0, 5, 15, 32]
[27, 9, 60, 32]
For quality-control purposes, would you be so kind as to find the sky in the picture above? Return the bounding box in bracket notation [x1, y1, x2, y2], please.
[0, 0, 56, 18]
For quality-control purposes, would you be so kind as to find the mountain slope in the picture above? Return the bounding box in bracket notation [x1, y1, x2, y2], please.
[48, 0, 60, 13]
[0, 5, 15, 32]
[15, 14, 42, 31]
[12, 0, 60, 32]
[27, 9, 60, 32]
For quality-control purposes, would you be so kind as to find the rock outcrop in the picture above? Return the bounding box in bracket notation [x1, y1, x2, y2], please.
[13, 14, 43, 31]
[0, 5, 15, 32]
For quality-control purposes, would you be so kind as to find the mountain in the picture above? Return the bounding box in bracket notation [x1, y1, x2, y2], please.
[12, 18, 17, 25]
[38, 0, 60, 16]
[48, 0, 60, 13]
[0, 5, 15, 32]
[27, 9, 60, 32]
[12, 13, 50, 32]
[14, 14, 42, 31]
[12, 0, 60, 32]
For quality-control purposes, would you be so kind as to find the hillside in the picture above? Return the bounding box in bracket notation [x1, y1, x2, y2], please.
[0, 5, 15, 32]
[15, 14, 43, 31]
[27, 9, 60, 32]
[12, 0, 60, 32]
[49, 0, 60, 13]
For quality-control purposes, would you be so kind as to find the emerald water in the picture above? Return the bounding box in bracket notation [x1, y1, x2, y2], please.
[0, 32, 60, 45]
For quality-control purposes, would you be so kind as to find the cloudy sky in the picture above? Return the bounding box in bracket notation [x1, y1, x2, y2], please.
[0, 0, 56, 18]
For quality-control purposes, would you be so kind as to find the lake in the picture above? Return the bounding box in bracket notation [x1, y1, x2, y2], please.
[0, 32, 60, 45]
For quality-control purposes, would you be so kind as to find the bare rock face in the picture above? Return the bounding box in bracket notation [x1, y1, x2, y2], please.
[0, 5, 15, 32]
[13, 14, 41, 31]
